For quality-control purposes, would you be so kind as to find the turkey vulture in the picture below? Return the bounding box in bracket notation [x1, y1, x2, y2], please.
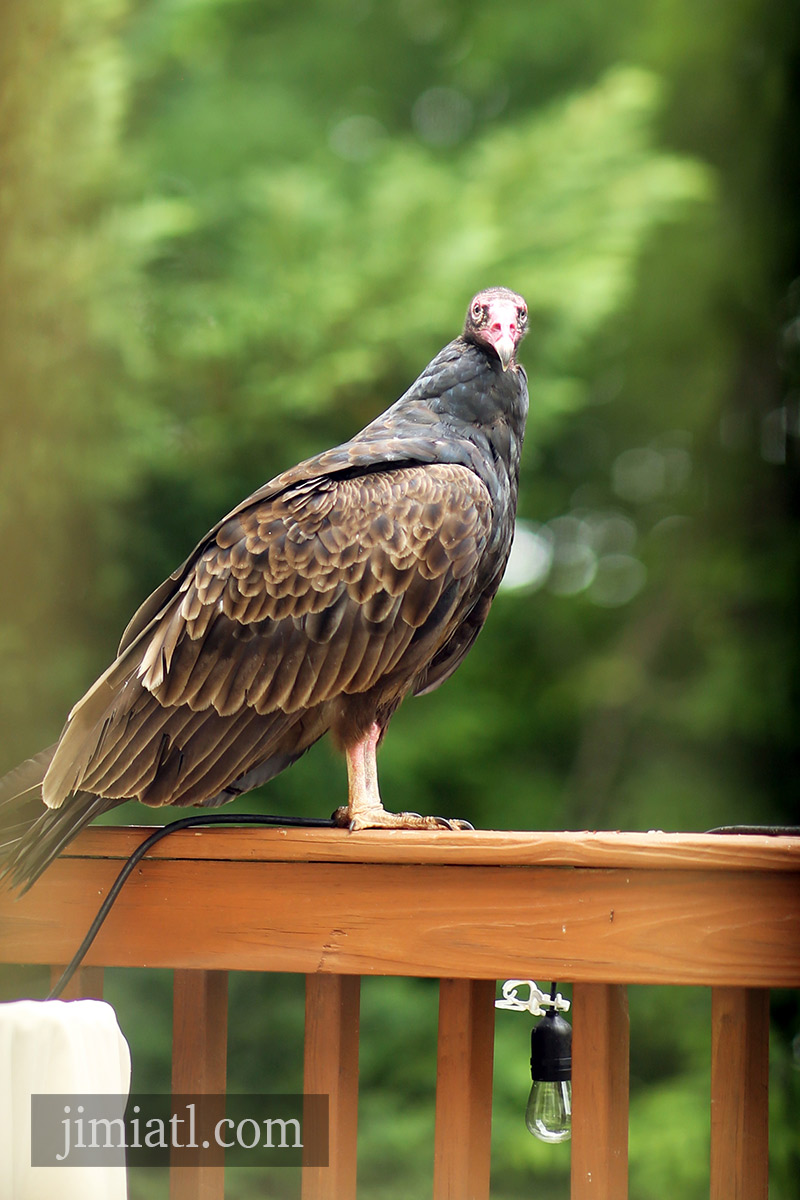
[0, 286, 528, 888]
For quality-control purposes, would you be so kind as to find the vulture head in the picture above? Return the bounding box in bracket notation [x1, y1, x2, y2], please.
[464, 286, 528, 371]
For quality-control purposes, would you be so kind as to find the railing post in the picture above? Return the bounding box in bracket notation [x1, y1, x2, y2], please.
[49, 964, 104, 999]
[571, 982, 629, 1199]
[710, 986, 769, 1200]
[433, 978, 496, 1200]
[302, 973, 361, 1200]
[170, 968, 228, 1200]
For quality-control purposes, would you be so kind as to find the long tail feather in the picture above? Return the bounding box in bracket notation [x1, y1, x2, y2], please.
[0, 746, 123, 892]
[0, 746, 57, 855]
[0, 746, 57, 815]
[2, 791, 123, 893]
[0, 738, 314, 892]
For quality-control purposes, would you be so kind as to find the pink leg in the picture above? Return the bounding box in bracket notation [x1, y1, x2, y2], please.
[345, 723, 383, 813]
[333, 723, 472, 832]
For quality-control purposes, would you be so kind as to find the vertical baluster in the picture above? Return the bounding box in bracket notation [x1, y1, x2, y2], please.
[49, 964, 104, 999]
[170, 969, 229, 1200]
[710, 986, 769, 1200]
[433, 978, 495, 1200]
[571, 982, 629, 1199]
[302, 973, 361, 1200]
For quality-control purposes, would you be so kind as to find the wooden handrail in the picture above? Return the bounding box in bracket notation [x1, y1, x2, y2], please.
[2, 827, 798, 985]
[43, 823, 800, 869]
[1, 827, 798, 1199]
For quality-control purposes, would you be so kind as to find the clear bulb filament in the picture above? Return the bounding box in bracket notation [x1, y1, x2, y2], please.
[525, 1079, 572, 1143]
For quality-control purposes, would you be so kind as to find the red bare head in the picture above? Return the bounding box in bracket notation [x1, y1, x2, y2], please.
[464, 286, 528, 371]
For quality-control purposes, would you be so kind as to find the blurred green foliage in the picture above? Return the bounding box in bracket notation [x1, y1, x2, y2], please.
[1, 0, 797, 1196]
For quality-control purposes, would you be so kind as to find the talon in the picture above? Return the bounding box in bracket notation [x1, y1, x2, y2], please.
[333, 804, 472, 832]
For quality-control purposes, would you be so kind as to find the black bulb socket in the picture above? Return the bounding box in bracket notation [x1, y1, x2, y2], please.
[530, 1009, 572, 1083]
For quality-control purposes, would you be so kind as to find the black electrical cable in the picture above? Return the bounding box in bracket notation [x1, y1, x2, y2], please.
[705, 825, 799, 836]
[46, 812, 336, 1000]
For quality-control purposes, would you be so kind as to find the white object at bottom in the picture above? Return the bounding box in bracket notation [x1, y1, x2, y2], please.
[0, 998, 131, 1200]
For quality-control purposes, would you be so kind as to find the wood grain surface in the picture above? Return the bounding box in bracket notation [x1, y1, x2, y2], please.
[58, 824, 800, 870]
[1, 829, 797, 986]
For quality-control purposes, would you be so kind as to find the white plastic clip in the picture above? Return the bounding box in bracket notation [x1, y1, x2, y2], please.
[494, 979, 571, 1016]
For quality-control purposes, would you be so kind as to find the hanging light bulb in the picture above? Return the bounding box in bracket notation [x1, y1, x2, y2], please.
[525, 1005, 572, 1143]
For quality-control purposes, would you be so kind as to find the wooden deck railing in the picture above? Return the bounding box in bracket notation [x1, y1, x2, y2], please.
[1, 827, 798, 1199]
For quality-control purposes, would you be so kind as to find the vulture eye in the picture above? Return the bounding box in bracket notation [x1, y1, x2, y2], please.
[471, 302, 484, 322]
[517, 306, 527, 325]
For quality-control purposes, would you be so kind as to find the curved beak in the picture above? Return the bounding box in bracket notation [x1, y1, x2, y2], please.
[483, 298, 522, 371]
[494, 333, 516, 371]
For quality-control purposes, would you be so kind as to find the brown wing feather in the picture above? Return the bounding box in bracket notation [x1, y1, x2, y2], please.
[42, 463, 492, 811]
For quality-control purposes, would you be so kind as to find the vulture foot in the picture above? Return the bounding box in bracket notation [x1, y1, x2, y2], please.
[341, 724, 473, 831]
[332, 805, 473, 832]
